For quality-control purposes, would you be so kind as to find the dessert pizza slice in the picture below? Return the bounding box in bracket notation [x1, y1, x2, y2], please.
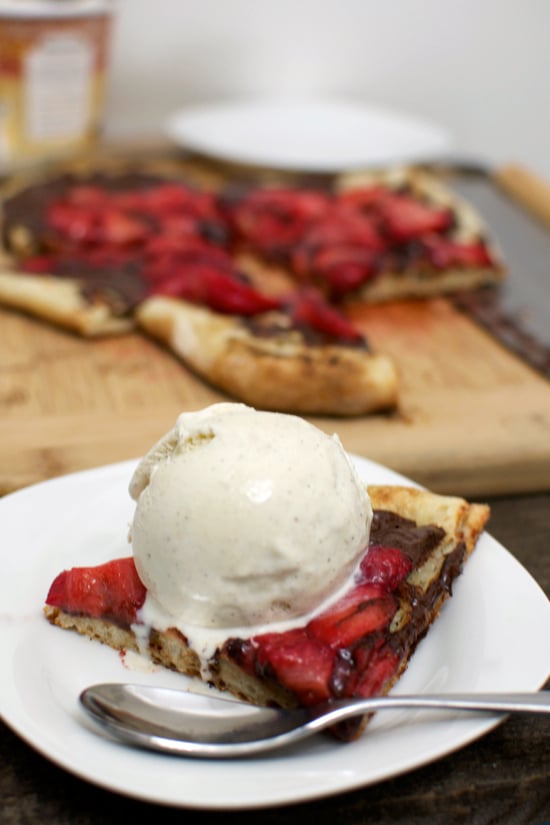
[44, 484, 489, 742]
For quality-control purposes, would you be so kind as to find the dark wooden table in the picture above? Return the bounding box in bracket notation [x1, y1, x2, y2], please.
[1, 492, 548, 825]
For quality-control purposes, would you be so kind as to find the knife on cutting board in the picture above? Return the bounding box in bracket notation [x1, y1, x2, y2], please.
[415, 160, 550, 372]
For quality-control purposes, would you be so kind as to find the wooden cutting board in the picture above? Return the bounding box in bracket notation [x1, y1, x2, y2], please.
[2, 291, 550, 498]
[2, 158, 550, 498]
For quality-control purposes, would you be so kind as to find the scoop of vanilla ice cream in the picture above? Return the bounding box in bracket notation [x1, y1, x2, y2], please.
[129, 403, 372, 629]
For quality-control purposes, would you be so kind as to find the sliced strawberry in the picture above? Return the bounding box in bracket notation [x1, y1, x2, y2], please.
[20, 254, 58, 273]
[47, 202, 149, 246]
[309, 245, 379, 298]
[358, 545, 412, 590]
[254, 628, 334, 705]
[66, 185, 109, 208]
[229, 187, 332, 257]
[143, 233, 216, 263]
[45, 556, 146, 627]
[47, 201, 98, 243]
[308, 583, 397, 649]
[99, 209, 149, 245]
[285, 288, 365, 344]
[353, 644, 401, 698]
[338, 185, 390, 211]
[334, 636, 381, 697]
[379, 193, 453, 242]
[150, 258, 282, 316]
[421, 234, 494, 269]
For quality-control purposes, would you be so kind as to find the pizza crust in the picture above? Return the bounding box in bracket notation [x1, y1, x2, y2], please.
[0, 270, 134, 336]
[135, 295, 399, 416]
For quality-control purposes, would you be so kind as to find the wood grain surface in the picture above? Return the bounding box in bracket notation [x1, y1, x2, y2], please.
[2, 291, 550, 498]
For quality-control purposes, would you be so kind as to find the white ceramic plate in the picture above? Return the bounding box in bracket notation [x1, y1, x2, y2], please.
[0, 457, 549, 810]
[165, 98, 453, 172]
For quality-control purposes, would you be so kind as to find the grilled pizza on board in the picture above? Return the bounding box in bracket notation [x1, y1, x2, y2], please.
[0, 156, 504, 415]
[44, 484, 490, 742]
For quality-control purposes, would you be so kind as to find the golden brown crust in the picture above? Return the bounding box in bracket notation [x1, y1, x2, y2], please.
[43, 605, 139, 651]
[0, 271, 134, 336]
[135, 295, 399, 416]
[44, 485, 490, 730]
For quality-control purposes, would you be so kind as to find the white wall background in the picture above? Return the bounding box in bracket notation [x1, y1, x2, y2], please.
[103, 0, 550, 180]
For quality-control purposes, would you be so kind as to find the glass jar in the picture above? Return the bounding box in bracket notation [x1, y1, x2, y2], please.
[0, 0, 113, 169]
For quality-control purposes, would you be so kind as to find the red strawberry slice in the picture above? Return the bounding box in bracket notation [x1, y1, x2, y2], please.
[308, 583, 397, 649]
[99, 209, 150, 245]
[309, 245, 379, 298]
[254, 628, 334, 705]
[46, 556, 146, 627]
[286, 288, 365, 344]
[421, 234, 494, 268]
[150, 258, 282, 316]
[353, 644, 401, 698]
[338, 185, 390, 211]
[358, 545, 412, 590]
[111, 183, 222, 222]
[21, 254, 58, 273]
[229, 187, 332, 256]
[143, 237, 228, 280]
[66, 185, 109, 208]
[47, 202, 148, 246]
[379, 193, 453, 242]
[299, 209, 385, 252]
[47, 202, 98, 242]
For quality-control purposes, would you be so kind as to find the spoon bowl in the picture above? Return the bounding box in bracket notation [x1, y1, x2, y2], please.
[79, 683, 550, 759]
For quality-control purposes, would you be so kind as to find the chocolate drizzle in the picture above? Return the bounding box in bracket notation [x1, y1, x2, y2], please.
[2, 172, 168, 250]
[453, 286, 550, 378]
[370, 509, 445, 567]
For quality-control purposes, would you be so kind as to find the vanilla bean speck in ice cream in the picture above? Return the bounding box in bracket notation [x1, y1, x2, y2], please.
[129, 403, 372, 630]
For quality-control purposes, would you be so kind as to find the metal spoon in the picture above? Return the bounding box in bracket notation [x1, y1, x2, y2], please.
[79, 683, 550, 759]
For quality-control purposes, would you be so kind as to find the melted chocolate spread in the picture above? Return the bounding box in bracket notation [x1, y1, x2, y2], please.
[244, 313, 369, 350]
[454, 287, 550, 379]
[3, 173, 169, 315]
[370, 509, 445, 567]
[222, 511, 456, 664]
[2, 173, 165, 247]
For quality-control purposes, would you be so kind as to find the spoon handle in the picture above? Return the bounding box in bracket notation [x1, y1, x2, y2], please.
[310, 691, 550, 728]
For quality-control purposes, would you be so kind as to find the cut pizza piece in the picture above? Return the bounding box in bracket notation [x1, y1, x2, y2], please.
[44, 484, 490, 742]
[134, 290, 398, 416]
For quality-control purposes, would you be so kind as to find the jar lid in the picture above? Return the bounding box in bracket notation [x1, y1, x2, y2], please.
[0, 0, 113, 19]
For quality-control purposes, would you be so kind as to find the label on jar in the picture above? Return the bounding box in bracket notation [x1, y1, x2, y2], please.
[24, 32, 94, 140]
[0, 7, 111, 167]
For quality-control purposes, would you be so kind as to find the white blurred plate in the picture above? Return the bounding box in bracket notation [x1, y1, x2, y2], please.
[165, 98, 453, 172]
